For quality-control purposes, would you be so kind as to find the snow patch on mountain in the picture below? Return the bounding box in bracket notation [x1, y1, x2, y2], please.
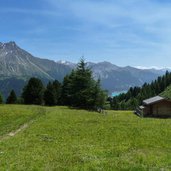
[57, 60, 76, 67]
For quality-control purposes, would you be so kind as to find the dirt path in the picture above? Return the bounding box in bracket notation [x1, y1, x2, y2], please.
[0, 120, 34, 141]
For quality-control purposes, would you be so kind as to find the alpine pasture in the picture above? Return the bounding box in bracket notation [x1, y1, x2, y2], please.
[0, 105, 171, 170]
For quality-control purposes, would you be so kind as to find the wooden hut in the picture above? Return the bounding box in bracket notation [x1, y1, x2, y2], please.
[136, 96, 171, 118]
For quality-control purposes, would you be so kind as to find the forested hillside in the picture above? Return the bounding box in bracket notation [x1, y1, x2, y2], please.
[19, 59, 106, 110]
[110, 71, 171, 110]
[160, 85, 171, 100]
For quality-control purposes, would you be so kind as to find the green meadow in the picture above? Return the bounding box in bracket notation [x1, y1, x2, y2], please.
[0, 105, 171, 170]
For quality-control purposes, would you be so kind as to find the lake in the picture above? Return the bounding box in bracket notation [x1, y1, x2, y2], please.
[111, 90, 127, 97]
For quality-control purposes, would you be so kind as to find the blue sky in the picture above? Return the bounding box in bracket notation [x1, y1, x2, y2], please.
[1, 0, 171, 67]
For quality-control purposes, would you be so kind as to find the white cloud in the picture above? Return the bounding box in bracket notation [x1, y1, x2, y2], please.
[2, 0, 171, 67]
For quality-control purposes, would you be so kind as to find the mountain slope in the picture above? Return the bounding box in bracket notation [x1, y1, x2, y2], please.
[0, 42, 72, 98]
[87, 62, 165, 93]
[0, 41, 165, 98]
[0, 41, 72, 80]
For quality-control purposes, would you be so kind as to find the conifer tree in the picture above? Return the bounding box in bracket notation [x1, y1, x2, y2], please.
[60, 71, 75, 105]
[22, 77, 44, 105]
[44, 82, 56, 106]
[44, 80, 61, 106]
[61, 59, 106, 109]
[6, 90, 17, 104]
[0, 92, 3, 104]
[52, 80, 61, 105]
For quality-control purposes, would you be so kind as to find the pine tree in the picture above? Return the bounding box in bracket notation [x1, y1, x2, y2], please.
[22, 77, 44, 105]
[61, 59, 106, 109]
[111, 97, 119, 110]
[44, 82, 56, 106]
[6, 90, 17, 104]
[0, 92, 3, 104]
[44, 80, 61, 106]
[60, 72, 75, 105]
[92, 79, 107, 108]
[52, 80, 61, 105]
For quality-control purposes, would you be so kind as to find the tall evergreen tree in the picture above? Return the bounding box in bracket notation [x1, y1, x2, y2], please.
[44, 80, 61, 106]
[0, 92, 3, 104]
[52, 80, 61, 105]
[60, 71, 76, 105]
[61, 59, 106, 109]
[22, 77, 44, 105]
[91, 79, 107, 108]
[71, 59, 93, 108]
[6, 90, 17, 104]
[44, 82, 56, 106]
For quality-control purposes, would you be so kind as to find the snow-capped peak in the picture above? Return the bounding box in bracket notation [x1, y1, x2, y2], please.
[56, 60, 76, 67]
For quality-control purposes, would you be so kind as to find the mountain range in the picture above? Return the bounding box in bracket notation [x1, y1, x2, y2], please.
[0, 41, 166, 98]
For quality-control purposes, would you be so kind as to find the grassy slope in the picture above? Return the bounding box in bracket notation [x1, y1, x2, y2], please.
[0, 105, 46, 136]
[160, 85, 171, 100]
[0, 106, 171, 170]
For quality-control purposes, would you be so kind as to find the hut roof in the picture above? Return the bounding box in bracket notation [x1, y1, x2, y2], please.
[143, 96, 164, 105]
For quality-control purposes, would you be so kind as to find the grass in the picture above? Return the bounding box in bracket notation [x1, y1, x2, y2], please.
[0, 105, 46, 136]
[0, 105, 171, 170]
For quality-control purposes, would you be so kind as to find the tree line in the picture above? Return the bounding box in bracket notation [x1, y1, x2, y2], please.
[2, 59, 170, 111]
[0, 59, 107, 110]
[109, 71, 171, 110]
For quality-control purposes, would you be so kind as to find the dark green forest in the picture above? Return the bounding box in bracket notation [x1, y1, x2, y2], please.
[109, 71, 171, 110]
[20, 59, 106, 110]
[1, 59, 171, 111]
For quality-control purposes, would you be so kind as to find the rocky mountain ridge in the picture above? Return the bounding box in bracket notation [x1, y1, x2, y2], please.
[0, 41, 166, 98]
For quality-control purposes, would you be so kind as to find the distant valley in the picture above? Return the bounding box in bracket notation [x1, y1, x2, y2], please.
[0, 41, 167, 98]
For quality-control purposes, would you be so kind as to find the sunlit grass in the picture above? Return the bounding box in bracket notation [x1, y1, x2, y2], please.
[0, 106, 171, 170]
[0, 105, 45, 136]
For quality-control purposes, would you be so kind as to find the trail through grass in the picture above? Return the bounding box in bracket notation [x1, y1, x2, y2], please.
[0, 105, 171, 170]
[0, 105, 46, 136]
